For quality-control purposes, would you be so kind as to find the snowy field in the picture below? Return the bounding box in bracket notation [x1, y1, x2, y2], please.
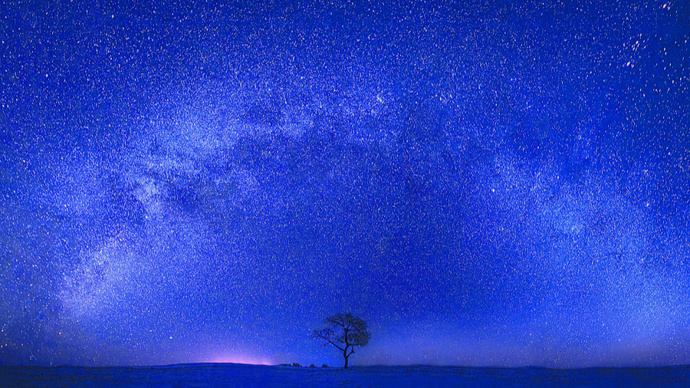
[2, 363, 689, 387]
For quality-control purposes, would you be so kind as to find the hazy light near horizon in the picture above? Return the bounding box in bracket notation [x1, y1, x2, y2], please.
[206, 354, 275, 366]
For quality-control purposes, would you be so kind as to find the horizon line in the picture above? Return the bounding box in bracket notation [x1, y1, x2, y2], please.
[4, 362, 689, 370]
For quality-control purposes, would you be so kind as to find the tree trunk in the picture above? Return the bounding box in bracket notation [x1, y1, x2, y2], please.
[344, 354, 349, 369]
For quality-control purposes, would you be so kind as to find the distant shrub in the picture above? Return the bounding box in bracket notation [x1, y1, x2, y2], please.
[310, 364, 316, 368]
[322, 364, 328, 368]
[292, 363, 301, 367]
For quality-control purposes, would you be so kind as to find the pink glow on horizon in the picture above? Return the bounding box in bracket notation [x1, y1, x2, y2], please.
[206, 353, 275, 365]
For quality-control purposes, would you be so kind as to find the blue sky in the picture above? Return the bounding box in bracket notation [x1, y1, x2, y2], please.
[1, 0, 689, 367]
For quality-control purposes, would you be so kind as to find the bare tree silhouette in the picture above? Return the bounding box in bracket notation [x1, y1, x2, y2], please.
[312, 313, 371, 369]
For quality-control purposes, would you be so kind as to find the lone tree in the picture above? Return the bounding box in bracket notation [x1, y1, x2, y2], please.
[312, 312, 371, 369]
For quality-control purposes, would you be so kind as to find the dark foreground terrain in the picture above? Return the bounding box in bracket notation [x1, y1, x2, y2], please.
[2, 363, 689, 387]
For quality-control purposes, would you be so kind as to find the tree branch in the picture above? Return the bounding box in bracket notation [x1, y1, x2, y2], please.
[312, 331, 345, 352]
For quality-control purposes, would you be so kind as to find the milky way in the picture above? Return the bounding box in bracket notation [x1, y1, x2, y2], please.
[1, 0, 689, 367]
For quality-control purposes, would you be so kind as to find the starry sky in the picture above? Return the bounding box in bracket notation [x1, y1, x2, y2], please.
[1, 0, 690, 368]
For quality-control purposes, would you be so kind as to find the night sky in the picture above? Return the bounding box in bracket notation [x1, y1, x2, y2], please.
[2, 0, 690, 368]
